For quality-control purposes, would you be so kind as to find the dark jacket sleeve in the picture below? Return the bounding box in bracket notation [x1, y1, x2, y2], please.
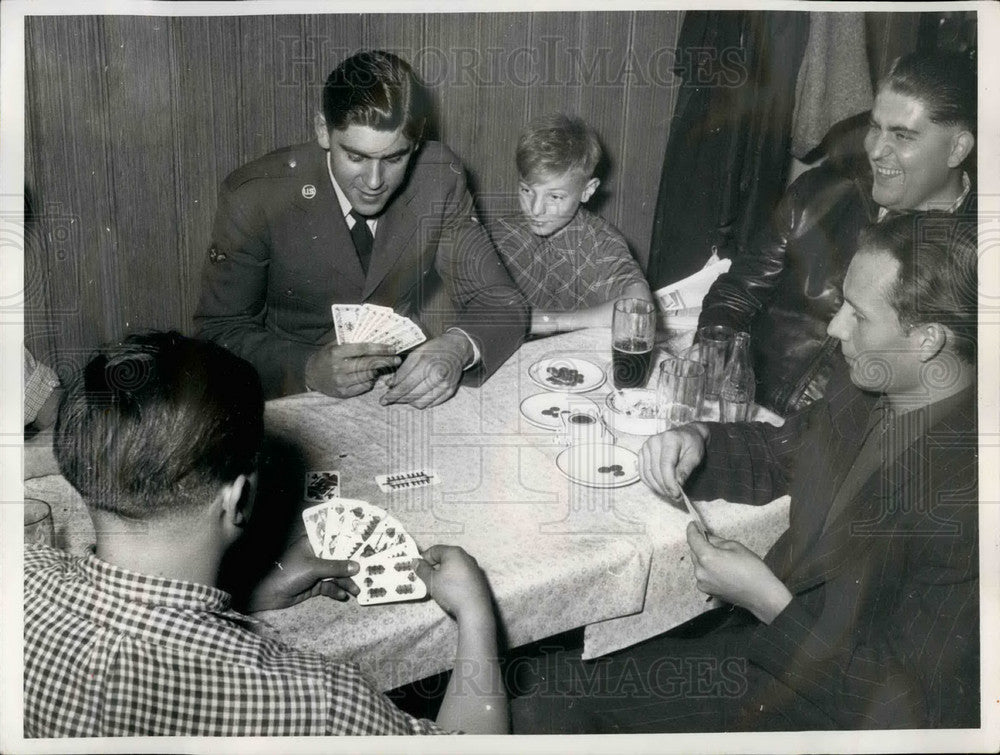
[746, 454, 980, 728]
[431, 158, 529, 382]
[698, 165, 854, 333]
[685, 406, 815, 505]
[193, 180, 314, 398]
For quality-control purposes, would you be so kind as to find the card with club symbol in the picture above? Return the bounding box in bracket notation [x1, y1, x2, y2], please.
[301, 498, 426, 605]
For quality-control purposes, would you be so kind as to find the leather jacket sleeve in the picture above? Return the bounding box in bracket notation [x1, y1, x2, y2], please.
[698, 165, 863, 333]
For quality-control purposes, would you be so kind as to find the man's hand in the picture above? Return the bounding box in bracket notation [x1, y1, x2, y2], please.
[304, 342, 401, 398]
[414, 544, 493, 625]
[380, 332, 472, 409]
[685, 522, 793, 624]
[246, 535, 360, 612]
[638, 422, 710, 501]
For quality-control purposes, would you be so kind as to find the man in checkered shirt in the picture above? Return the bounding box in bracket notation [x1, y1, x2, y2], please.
[23, 331, 508, 737]
[488, 114, 653, 336]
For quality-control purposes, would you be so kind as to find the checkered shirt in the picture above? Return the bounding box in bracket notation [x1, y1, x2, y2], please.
[23, 348, 59, 425]
[23, 544, 449, 737]
[489, 207, 646, 311]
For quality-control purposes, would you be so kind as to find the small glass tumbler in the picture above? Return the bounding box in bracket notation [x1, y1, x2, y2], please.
[657, 356, 706, 429]
[686, 325, 734, 400]
[719, 385, 753, 423]
[24, 499, 55, 548]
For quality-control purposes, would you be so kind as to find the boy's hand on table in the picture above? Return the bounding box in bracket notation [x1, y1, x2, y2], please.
[685, 522, 793, 624]
[305, 342, 401, 398]
[246, 534, 360, 612]
[639, 422, 710, 503]
[415, 544, 493, 624]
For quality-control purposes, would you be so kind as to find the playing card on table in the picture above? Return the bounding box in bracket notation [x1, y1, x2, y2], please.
[355, 554, 427, 606]
[304, 470, 341, 503]
[301, 499, 347, 557]
[376, 469, 440, 493]
[327, 500, 387, 560]
[331, 305, 364, 345]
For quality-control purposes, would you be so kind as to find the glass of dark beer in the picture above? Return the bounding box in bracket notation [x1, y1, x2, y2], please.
[612, 299, 656, 389]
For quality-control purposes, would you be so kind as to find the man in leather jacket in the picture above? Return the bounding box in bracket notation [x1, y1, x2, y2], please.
[698, 51, 975, 415]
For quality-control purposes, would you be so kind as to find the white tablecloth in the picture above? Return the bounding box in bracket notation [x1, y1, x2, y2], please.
[26, 327, 790, 690]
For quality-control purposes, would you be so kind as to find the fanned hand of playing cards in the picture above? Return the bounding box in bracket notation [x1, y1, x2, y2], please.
[301, 498, 427, 606]
[331, 303, 426, 353]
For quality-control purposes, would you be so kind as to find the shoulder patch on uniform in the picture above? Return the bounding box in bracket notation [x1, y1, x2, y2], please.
[223, 142, 316, 190]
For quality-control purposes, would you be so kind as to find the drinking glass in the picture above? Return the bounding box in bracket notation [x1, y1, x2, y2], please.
[657, 356, 706, 429]
[686, 325, 734, 400]
[24, 499, 54, 547]
[612, 298, 656, 389]
[719, 385, 753, 423]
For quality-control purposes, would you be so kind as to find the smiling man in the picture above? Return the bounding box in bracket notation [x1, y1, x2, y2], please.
[514, 212, 979, 733]
[699, 51, 975, 414]
[195, 51, 528, 404]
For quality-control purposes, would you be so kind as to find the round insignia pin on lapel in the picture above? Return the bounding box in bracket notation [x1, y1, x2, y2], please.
[302, 184, 316, 199]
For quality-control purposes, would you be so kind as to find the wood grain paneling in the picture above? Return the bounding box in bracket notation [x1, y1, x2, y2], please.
[23, 11, 685, 371]
[25, 17, 119, 377]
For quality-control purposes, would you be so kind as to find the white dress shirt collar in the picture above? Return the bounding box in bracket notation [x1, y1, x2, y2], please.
[326, 152, 378, 235]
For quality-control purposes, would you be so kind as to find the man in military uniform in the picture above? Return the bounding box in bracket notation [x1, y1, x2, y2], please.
[195, 50, 529, 405]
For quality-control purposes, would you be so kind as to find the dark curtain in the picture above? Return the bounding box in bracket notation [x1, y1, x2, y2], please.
[645, 11, 810, 288]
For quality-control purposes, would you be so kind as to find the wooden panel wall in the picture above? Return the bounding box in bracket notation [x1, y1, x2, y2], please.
[23, 11, 684, 372]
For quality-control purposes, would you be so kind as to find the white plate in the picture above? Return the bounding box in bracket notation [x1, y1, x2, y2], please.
[555, 443, 640, 488]
[604, 388, 666, 436]
[519, 392, 600, 430]
[528, 357, 606, 393]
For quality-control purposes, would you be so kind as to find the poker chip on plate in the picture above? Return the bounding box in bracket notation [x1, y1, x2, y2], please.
[519, 392, 600, 430]
[528, 357, 606, 393]
[555, 443, 640, 488]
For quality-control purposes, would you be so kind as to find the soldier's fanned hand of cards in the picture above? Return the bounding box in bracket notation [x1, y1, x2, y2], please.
[331, 303, 427, 353]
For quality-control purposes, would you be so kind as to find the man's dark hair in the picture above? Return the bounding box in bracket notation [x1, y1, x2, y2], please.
[321, 50, 429, 143]
[54, 331, 264, 519]
[858, 212, 977, 364]
[881, 51, 977, 135]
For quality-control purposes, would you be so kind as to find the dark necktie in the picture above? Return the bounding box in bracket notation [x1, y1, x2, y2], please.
[348, 210, 373, 274]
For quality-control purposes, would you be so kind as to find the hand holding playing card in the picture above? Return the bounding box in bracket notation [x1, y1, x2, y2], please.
[304, 341, 401, 398]
[245, 534, 360, 613]
[301, 498, 426, 606]
[685, 522, 793, 624]
[638, 423, 710, 503]
[414, 545, 493, 624]
[380, 332, 472, 409]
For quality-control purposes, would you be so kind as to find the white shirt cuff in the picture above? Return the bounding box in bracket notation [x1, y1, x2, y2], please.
[446, 327, 480, 370]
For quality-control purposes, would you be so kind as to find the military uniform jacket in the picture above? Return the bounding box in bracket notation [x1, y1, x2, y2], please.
[195, 140, 529, 398]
